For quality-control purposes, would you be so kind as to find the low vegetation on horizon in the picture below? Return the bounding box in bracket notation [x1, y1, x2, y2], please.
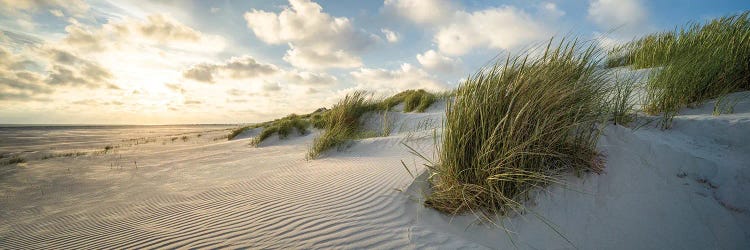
[228, 89, 443, 154]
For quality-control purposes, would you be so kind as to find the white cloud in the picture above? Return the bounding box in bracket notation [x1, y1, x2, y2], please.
[182, 56, 279, 83]
[49, 9, 64, 17]
[284, 70, 337, 86]
[588, 0, 648, 34]
[381, 28, 399, 43]
[282, 44, 362, 70]
[182, 55, 338, 88]
[538, 2, 565, 19]
[593, 32, 627, 51]
[62, 14, 226, 53]
[435, 7, 550, 56]
[350, 63, 448, 92]
[0, 44, 116, 101]
[0, 0, 89, 15]
[244, 0, 379, 69]
[416, 49, 460, 73]
[384, 0, 455, 25]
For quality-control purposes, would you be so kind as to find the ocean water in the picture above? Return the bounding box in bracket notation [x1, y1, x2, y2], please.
[0, 124, 235, 155]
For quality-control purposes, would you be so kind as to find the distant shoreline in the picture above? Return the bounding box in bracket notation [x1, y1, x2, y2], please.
[0, 124, 238, 128]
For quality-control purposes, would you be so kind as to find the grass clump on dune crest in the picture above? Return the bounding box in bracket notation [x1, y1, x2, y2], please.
[607, 12, 750, 128]
[307, 91, 377, 159]
[251, 114, 311, 146]
[424, 39, 608, 218]
[379, 89, 438, 112]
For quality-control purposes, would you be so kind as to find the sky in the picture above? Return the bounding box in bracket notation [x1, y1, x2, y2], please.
[0, 0, 747, 125]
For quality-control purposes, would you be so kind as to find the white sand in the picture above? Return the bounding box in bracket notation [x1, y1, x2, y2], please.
[1, 92, 749, 249]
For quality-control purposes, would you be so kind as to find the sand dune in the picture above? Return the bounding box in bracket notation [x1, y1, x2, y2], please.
[1, 94, 749, 249]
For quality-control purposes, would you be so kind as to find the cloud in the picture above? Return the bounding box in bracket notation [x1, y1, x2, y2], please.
[435, 7, 550, 56]
[0, 0, 89, 15]
[588, 0, 648, 35]
[384, 0, 455, 25]
[182, 55, 338, 89]
[0, 44, 116, 102]
[538, 2, 565, 19]
[165, 83, 187, 94]
[282, 44, 362, 70]
[182, 64, 216, 83]
[416, 49, 460, 73]
[129, 14, 202, 43]
[244, 0, 379, 69]
[262, 82, 281, 92]
[350, 63, 448, 92]
[284, 71, 337, 86]
[63, 14, 224, 53]
[182, 56, 279, 83]
[381, 28, 399, 43]
[388, 1, 552, 56]
[49, 9, 64, 17]
[43, 48, 114, 88]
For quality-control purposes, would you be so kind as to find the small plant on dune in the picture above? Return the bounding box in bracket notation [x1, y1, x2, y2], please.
[608, 74, 640, 126]
[712, 93, 744, 116]
[307, 91, 377, 159]
[608, 12, 750, 128]
[228, 126, 252, 140]
[251, 126, 279, 146]
[250, 114, 311, 146]
[310, 113, 327, 129]
[424, 39, 608, 223]
[181, 136, 189, 142]
[416, 92, 436, 112]
[380, 110, 394, 136]
[379, 89, 438, 112]
[1, 156, 26, 166]
[42, 151, 88, 160]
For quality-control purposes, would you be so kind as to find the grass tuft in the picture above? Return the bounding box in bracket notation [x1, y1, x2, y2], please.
[379, 89, 438, 112]
[607, 11, 750, 128]
[607, 74, 640, 126]
[307, 91, 377, 159]
[228, 126, 252, 140]
[1, 156, 26, 166]
[425, 38, 608, 218]
[250, 114, 311, 146]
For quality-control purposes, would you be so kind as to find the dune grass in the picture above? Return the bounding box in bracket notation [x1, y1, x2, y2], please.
[423, 39, 608, 218]
[379, 89, 438, 112]
[607, 12, 750, 128]
[307, 91, 379, 159]
[310, 113, 326, 129]
[42, 151, 88, 160]
[607, 74, 640, 126]
[1, 156, 26, 166]
[250, 114, 311, 146]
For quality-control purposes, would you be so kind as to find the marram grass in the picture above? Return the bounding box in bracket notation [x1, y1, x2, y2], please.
[608, 11, 750, 128]
[425, 39, 608, 217]
[306, 89, 441, 159]
[379, 89, 438, 112]
[307, 91, 377, 159]
[250, 114, 311, 146]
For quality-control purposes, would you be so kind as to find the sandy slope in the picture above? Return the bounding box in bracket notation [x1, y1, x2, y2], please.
[1, 93, 749, 249]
